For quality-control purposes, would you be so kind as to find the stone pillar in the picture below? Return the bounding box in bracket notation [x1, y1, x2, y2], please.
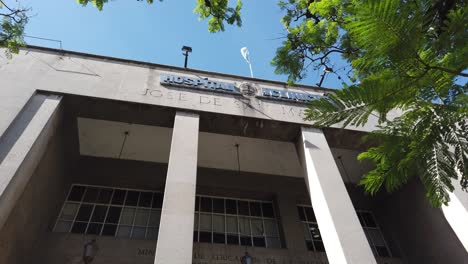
[442, 183, 468, 252]
[0, 93, 62, 229]
[155, 111, 199, 264]
[297, 126, 376, 264]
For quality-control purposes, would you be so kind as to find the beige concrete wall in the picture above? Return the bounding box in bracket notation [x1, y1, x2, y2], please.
[374, 179, 468, 263]
[0, 117, 71, 264]
[28, 156, 403, 264]
[77, 117, 303, 177]
[0, 48, 382, 134]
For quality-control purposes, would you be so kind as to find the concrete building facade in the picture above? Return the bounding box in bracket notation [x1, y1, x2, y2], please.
[0, 46, 466, 264]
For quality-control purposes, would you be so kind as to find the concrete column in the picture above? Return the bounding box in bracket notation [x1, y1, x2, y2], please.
[155, 111, 199, 264]
[297, 126, 376, 264]
[0, 93, 62, 229]
[442, 183, 468, 252]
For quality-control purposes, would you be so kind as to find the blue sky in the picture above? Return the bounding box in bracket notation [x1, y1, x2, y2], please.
[19, 0, 347, 88]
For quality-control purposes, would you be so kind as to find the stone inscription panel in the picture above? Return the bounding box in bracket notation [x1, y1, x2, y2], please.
[136, 247, 327, 264]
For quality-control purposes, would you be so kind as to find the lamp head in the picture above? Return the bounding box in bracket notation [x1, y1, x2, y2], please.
[182, 46, 192, 53]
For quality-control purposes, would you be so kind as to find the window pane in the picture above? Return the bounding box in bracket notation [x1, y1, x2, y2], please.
[200, 197, 212, 212]
[139, 192, 152, 207]
[239, 217, 250, 235]
[361, 212, 376, 227]
[194, 214, 199, 230]
[149, 210, 161, 227]
[106, 207, 122, 224]
[132, 227, 146, 239]
[376, 246, 390, 257]
[71, 222, 87, 233]
[117, 225, 132, 238]
[304, 207, 316, 222]
[249, 202, 262, 217]
[135, 209, 150, 226]
[102, 224, 117, 236]
[266, 237, 281, 248]
[91, 206, 108, 222]
[253, 237, 266, 247]
[314, 240, 325, 252]
[120, 208, 136, 225]
[147, 228, 158, 240]
[199, 214, 212, 231]
[76, 204, 93, 222]
[264, 219, 278, 236]
[251, 219, 264, 236]
[305, 240, 314, 251]
[213, 233, 225, 244]
[212, 215, 225, 233]
[152, 193, 163, 208]
[60, 203, 80, 220]
[368, 229, 385, 246]
[213, 198, 225, 214]
[55, 221, 72, 232]
[97, 188, 113, 204]
[262, 203, 274, 218]
[68, 185, 86, 201]
[240, 236, 252, 246]
[225, 199, 237, 214]
[125, 191, 139, 206]
[357, 212, 366, 226]
[83, 187, 100, 203]
[226, 216, 238, 233]
[309, 224, 321, 240]
[111, 190, 126, 205]
[227, 234, 239, 245]
[238, 201, 249, 216]
[297, 206, 306, 221]
[87, 223, 103, 235]
[195, 196, 200, 211]
[199, 231, 211, 243]
[303, 224, 311, 240]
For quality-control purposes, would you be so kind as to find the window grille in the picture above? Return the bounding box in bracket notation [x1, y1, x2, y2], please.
[194, 195, 282, 248]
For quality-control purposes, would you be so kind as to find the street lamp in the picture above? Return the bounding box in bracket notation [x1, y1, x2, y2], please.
[83, 239, 98, 264]
[241, 251, 252, 264]
[182, 46, 192, 68]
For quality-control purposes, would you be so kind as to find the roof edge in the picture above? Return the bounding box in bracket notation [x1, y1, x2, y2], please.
[22, 45, 335, 92]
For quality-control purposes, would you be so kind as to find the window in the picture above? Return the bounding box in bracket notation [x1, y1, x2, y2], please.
[297, 205, 325, 252]
[297, 205, 392, 257]
[194, 195, 282, 248]
[54, 184, 163, 240]
[357, 210, 392, 257]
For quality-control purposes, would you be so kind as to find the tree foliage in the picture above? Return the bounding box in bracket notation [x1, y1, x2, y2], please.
[72, 0, 468, 206]
[191, 0, 468, 207]
[0, 0, 28, 58]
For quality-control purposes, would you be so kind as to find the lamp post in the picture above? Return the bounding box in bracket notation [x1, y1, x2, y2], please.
[316, 66, 333, 88]
[83, 239, 98, 264]
[182, 46, 192, 68]
[241, 251, 252, 264]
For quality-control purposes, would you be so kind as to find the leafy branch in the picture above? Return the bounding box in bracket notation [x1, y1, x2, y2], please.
[0, 0, 29, 58]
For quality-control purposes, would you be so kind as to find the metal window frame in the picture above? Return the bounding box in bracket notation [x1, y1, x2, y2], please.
[53, 184, 163, 240]
[296, 205, 393, 257]
[356, 210, 393, 258]
[194, 194, 282, 248]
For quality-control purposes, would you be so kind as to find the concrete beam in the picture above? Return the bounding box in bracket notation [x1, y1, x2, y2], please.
[297, 126, 376, 264]
[154, 111, 199, 264]
[0, 93, 62, 229]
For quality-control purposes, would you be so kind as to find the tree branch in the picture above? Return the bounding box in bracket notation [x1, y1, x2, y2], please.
[417, 56, 468, 77]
